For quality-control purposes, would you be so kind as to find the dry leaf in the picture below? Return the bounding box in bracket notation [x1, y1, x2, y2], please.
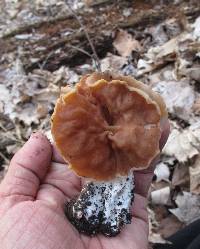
[51, 66, 79, 85]
[192, 98, 200, 114]
[137, 59, 154, 76]
[0, 62, 67, 125]
[100, 53, 127, 72]
[174, 57, 192, 79]
[147, 24, 168, 46]
[172, 163, 189, 187]
[163, 128, 199, 162]
[151, 187, 170, 205]
[192, 16, 200, 40]
[137, 37, 178, 76]
[159, 215, 184, 239]
[189, 121, 200, 142]
[187, 67, 200, 82]
[146, 18, 182, 46]
[190, 155, 200, 194]
[6, 144, 19, 155]
[148, 37, 178, 62]
[45, 130, 53, 143]
[37, 104, 49, 119]
[149, 233, 170, 245]
[148, 208, 171, 244]
[153, 81, 195, 122]
[113, 30, 142, 57]
[170, 192, 200, 224]
[137, 27, 198, 78]
[0, 170, 5, 183]
[1, 1, 200, 244]
[0, 84, 10, 113]
[154, 162, 170, 182]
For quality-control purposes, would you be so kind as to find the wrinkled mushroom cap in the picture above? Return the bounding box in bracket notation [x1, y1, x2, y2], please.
[51, 71, 167, 180]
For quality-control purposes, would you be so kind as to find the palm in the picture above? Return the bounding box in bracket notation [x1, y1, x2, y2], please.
[38, 162, 149, 249]
[0, 125, 169, 249]
[0, 161, 148, 249]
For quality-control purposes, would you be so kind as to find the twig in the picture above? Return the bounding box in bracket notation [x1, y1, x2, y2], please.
[85, 0, 114, 7]
[39, 50, 55, 70]
[65, 1, 101, 72]
[0, 152, 9, 165]
[38, 43, 93, 69]
[119, 10, 167, 29]
[0, 123, 7, 132]
[0, 124, 22, 143]
[1, 13, 73, 39]
[67, 44, 94, 58]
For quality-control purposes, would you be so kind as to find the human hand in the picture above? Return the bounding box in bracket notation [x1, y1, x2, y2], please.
[0, 121, 169, 249]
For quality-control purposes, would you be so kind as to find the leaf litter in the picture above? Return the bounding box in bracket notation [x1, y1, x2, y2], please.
[0, 0, 200, 245]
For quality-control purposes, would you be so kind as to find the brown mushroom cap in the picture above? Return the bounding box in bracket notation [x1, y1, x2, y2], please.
[51, 71, 167, 180]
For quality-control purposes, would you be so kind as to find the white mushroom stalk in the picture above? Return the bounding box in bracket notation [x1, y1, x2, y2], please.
[65, 171, 134, 236]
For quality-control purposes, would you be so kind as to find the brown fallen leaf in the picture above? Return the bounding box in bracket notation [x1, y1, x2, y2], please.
[37, 104, 49, 119]
[163, 128, 199, 162]
[153, 205, 169, 222]
[159, 215, 184, 239]
[100, 53, 127, 72]
[6, 144, 20, 155]
[0, 169, 6, 183]
[172, 163, 189, 187]
[113, 30, 142, 57]
[150, 37, 178, 62]
[190, 155, 200, 194]
[153, 80, 195, 122]
[0, 0, 200, 244]
[186, 67, 200, 83]
[170, 192, 200, 224]
[192, 98, 200, 115]
[154, 162, 170, 182]
[148, 207, 171, 244]
[189, 122, 200, 143]
[151, 187, 171, 205]
[192, 16, 200, 40]
[0, 62, 63, 125]
[137, 37, 178, 76]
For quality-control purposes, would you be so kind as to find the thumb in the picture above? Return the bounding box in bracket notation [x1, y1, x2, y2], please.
[0, 132, 52, 200]
[134, 119, 170, 197]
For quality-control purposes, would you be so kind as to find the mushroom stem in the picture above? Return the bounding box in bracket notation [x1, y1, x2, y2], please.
[65, 171, 134, 236]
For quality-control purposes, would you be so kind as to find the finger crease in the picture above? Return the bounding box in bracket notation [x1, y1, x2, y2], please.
[15, 162, 42, 182]
[40, 183, 67, 198]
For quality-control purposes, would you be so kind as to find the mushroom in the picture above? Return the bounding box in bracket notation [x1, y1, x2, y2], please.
[51, 71, 167, 236]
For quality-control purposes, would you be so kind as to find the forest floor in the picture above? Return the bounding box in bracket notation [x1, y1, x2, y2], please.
[0, 0, 200, 246]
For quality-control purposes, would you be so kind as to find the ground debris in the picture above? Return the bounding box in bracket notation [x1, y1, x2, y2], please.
[170, 192, 200, 224]
[0, 0, 200, 245]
